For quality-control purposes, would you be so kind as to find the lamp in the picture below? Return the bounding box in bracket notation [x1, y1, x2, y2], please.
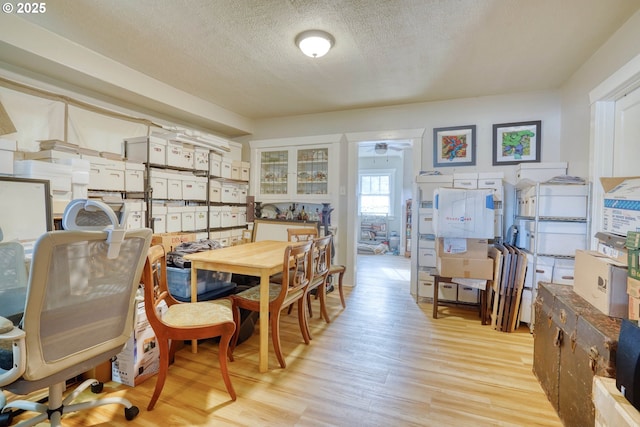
[296, 30, 334, 58]
[374, 143, 388, 155]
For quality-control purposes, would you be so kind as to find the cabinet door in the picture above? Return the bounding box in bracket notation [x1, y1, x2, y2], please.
[258, 149, 290, 197]
[295, 148, 329, 197]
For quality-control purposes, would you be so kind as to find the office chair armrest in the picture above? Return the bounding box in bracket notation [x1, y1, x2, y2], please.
[0, 316, 26, 386]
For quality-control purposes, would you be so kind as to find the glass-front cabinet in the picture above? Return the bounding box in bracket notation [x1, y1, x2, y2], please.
[252, 143, 335, 202]
[259, 149, 289, 197]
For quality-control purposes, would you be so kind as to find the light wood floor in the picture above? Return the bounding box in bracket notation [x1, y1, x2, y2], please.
[11, 254, 561, 426]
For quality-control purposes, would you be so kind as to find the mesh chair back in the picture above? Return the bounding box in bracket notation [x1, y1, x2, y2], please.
[21, 228, 151, 381]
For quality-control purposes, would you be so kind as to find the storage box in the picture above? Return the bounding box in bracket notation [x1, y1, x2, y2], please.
[209, 206, 221, 228]
[181, 208, 196, 232]
[435, 237, 493, 279]
[524, 256, 555, 288]
[209, 153, 222, 177]
[209, 180, 222, 202]
[596, 232, 628, 264]
[438, 282, 457, 301]
[524, 220, 587, 256]
[220, 160, 232, 179]
[151, 232, 196, 253]
[552, 258, 575, 285]
[573, 250, 628, 317]
[417, 208, 433, 235]
[516, 162, 567, 182]
[112, 300, 166, 387]
[601, 177, 640, 236]
[417, 270, 435, 299]
[13, 159, 72, 193]
[433, 188, 494, 238]
[125, 162, 145, 192]
[453, 172, 478, 189]
[167, 173, 183, 200]
[457, 284, 479, 303]
[527, 184, 589, 218]
[124, 135, 167, 165]
[418, 238, 436, 267]
[166, 267, 232, 299]
[81, 155, 125, 191]
[166, 207, 183, 232]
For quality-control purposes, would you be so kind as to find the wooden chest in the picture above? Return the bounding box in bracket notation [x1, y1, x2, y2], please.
[533, 282, 621, 427]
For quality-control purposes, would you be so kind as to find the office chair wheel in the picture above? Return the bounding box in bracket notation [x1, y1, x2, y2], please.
[91, 382, 104, 393]
[124, 405, 139, 421]
[0, 411, 13, 427]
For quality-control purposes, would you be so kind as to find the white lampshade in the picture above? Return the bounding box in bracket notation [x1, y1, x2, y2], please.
[296, 30, 334, 58]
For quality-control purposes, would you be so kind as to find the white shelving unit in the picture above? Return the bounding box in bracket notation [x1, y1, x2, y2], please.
[513, 180, 591, 328]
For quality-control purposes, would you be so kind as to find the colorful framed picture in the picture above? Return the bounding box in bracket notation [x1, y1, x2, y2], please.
[433, 125, 476, 167]
[492, 120, 541, 165]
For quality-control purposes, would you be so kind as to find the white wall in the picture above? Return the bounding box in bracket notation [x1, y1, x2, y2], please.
[249, 90, 561, 186]
[560, 11, 640, 179]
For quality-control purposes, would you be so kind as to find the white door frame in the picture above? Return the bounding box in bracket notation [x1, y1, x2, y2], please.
[589, 53, 640, 246]
[344, 129, 425, 286]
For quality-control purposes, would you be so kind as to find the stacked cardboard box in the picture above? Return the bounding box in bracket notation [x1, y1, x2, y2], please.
[112, 299, 167, 387]
[573, 250, 628, 318]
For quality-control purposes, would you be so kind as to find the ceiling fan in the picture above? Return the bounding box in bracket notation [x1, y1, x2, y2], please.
[360, 141, 411, 155]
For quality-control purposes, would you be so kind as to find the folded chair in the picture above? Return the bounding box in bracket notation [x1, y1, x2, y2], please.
[0, 199, 152, 427]
[141, 245, 236, 410]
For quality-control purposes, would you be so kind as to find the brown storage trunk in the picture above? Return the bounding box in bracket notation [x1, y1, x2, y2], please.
[533, 282, 621, 427]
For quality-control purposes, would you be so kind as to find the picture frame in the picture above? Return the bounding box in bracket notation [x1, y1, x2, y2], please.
[433, 125, 476, 167]
[492, 120, 541, 165]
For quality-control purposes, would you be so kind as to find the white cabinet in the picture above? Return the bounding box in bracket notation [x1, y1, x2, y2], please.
[251, 143, 337, 202]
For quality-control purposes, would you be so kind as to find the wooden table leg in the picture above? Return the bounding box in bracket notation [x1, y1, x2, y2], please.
[433, 275, 439, 319]
[259, 271, 270, 373]
[191, 264, 199, 353]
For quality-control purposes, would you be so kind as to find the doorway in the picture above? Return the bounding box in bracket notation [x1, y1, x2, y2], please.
[355, 140, 414, 280]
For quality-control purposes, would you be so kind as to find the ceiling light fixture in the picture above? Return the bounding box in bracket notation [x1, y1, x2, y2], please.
[295, 30, 334, 58]
[374, 143, 388, 155]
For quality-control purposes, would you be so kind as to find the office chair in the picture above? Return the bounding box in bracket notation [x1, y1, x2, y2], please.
[0, 199, 151, 426]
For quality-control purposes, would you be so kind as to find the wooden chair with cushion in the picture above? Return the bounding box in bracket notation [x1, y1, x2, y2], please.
[141, 245, 236, 410]
[230, 241, 313, 368]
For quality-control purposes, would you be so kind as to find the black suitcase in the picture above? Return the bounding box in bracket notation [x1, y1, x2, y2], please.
[533, 282, 621, 427]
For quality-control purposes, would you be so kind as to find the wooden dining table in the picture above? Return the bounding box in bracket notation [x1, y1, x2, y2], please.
[184, 240, 295, 372]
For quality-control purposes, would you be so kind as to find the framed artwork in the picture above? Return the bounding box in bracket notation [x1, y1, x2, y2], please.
[492, 120, 541, 165]
[433, 125, 476, 167]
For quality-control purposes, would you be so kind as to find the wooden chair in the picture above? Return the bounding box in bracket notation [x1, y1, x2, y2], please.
[328, 263, 347, 309]
[305, 235, 332, 335]
[287, 227, 318, 242]
[230, 241, 314, 368]
[141, 245, 236, 410]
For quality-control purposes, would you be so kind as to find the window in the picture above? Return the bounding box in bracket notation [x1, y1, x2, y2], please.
[359, 171, 393, 215]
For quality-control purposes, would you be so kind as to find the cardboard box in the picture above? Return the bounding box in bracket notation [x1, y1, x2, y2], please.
[629, 295, 640, 321]
[151, 232, 196, 253]
[435, 237, 493, 279]
[601, 176, 640, 236]
[573, 250, 628, 318]
[627, 276, 640, 299]
[112, 300, 167, 387]
[626, 231, 640, 280]
[595, 231, 628, 264]
[433, 188, 495, 238]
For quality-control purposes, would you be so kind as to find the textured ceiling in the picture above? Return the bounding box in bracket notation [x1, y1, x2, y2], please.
[6, 0, 640, 134]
